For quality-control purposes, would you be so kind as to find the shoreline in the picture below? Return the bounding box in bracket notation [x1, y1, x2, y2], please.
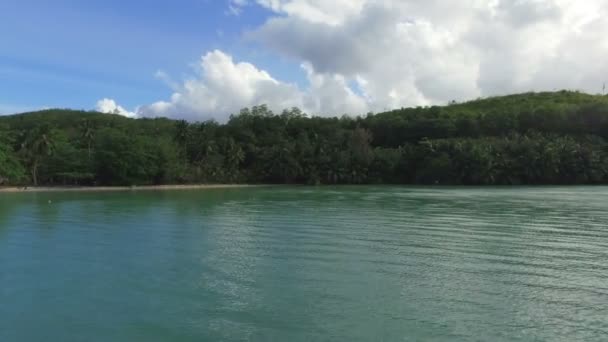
[0, 184, 268, 193]
[2, 184, 606, 193]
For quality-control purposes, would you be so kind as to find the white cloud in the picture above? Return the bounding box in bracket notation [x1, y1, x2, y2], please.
[228, 0, 249, 15]
[137, 50, 304, 121]
[102, 0, 608, 121]
[230, 0, 366, 25]
[96, 98, 137, 118]
[135, 50, 368, 121]
[256, 0, 366, 25]
[249, 0, 608, 109]
[301, 63, 369, 114]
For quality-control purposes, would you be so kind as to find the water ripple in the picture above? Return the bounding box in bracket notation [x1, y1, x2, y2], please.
[1, 186, 608, 341]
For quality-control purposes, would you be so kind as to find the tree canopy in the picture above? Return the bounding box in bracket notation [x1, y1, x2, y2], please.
[1, 91, 608, 186]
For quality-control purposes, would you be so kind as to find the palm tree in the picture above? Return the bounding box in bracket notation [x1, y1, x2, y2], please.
[174, 120, 190, 168]
[20, 125, 54, 186]
[80, 119, 95, 160]
[224, 138, 244, 182]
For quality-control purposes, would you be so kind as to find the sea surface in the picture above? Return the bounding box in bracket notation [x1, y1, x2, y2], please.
[1, 186, 607, 341]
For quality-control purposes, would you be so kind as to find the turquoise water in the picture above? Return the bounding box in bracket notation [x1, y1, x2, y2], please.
[1, 186, 607, 341]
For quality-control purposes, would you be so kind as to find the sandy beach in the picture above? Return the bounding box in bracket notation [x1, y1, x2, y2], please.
[0, 184, 267, 193]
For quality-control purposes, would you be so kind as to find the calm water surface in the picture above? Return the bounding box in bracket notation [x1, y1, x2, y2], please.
[1, 186, 607, 341]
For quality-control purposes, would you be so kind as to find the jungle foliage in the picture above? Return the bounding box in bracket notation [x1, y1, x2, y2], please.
[1, 91, 608, 186]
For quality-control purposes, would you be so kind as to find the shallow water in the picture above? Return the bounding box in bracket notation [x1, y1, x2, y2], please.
[1, 186, 607, 341]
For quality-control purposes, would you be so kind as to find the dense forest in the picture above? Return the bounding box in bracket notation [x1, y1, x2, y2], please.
[1, 91, 608, 186]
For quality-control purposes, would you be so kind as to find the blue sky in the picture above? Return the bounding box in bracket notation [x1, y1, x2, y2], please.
[1, 0, 606, 120]
[0, 0, 300, 114]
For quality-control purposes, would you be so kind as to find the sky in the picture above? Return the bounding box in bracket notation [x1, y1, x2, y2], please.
[1, 0, 607, 121]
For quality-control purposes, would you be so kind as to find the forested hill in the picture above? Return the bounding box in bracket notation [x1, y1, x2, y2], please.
[2, 91, 608, 186]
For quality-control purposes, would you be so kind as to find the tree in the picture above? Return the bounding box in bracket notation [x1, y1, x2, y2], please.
[222, 137, 245, 182]
[349, 127, 374, 183]
[80, 119, 95, 160]
[0, 141, 25, 184]
[174, 120, 190, 168]
[44, 131, 93, 185]
[1, 91, 608, 186]
[20, 125, 55, 186]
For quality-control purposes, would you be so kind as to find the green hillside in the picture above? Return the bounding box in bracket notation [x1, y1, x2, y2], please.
[1, 91, 608, 186]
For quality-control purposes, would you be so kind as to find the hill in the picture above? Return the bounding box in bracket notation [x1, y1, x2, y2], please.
[1, 91, 608, 186]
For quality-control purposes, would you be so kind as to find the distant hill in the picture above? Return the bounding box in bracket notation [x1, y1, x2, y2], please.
[2, 91, 608, 186]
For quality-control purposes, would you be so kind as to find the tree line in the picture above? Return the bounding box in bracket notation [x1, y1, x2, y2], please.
[1, 90, 608, 186]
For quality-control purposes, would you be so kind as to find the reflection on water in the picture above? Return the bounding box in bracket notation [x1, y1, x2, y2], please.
[1, 186, 608, 341]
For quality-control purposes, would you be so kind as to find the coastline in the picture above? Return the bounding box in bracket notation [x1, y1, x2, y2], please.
[0, 184, 268, 193]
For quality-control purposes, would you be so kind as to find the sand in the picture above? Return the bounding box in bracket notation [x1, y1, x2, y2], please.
[0, 184, 267, 193]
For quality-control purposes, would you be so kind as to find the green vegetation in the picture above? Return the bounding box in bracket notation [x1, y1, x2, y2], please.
[1, 91, 608, 186]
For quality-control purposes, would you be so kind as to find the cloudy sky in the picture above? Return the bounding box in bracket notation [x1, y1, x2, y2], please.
[1, 0, 606, 121]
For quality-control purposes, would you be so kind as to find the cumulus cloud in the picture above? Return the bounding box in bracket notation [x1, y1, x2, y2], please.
[229, 0, 366, 24]
[248, 0, 608, 109]
[96, 98, 137, 118]
[228, 0, 249, 15]
[137, 50, 304, 121]
[100, 0, 608, 121]
[257, 0, 366, 25]
[135, 50, 368, 121]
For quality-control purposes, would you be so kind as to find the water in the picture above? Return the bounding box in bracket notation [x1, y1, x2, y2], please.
[1, 186, 607, 341]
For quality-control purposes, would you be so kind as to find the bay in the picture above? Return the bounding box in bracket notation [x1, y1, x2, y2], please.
[1, 186, 607, 341]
